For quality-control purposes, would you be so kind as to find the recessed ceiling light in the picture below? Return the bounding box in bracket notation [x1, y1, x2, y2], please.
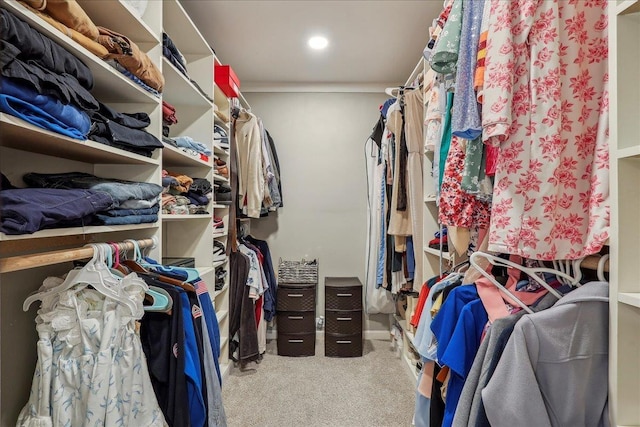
[308, 36, 329, 50]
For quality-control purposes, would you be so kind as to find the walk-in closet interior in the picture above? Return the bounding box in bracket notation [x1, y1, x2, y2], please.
[0, 0, 635, 426]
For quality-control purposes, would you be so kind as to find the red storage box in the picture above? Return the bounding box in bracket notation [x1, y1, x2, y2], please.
[215, 65, 240, 98]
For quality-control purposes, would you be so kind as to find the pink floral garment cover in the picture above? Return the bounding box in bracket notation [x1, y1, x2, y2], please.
[482, 0, 609, 260]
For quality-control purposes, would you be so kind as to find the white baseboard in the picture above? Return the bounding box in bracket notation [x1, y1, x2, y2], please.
[266, 329, 391, 341]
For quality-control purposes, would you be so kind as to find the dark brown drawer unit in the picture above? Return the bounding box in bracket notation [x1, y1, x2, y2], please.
[277, 283, 316, 357]
[324, 277, 363, 358]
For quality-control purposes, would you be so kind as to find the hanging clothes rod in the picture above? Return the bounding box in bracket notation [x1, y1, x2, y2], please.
[0, 238, 156, 274]
[404, 57, 424, 86]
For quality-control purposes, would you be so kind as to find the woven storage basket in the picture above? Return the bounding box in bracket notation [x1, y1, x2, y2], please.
[278, 258, 318, 284]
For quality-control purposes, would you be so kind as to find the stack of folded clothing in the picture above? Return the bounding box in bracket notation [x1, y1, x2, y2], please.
[89, 102, 163, 157]
[164, 136, 211, 163]
[161, 170, 212, 215]
[213, 241, 226, 263]
[0, 9, 97, 140]
[163, 33, 188, 77]
[17, 0, 164, 93]
[215, 266, 227, 291]
[0, 9, 164, 156]
[214, 124, 229, 149]
[162, 100, 178, 138]
[163, 32, 212, 102]
[0, 173, 113, 235]
[428, 227, 448, 252]
[22, 172, 162, 226]
[214, 183, 232, 205]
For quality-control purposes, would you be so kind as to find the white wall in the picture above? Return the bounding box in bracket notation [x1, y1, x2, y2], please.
[245, 92, 391, 334]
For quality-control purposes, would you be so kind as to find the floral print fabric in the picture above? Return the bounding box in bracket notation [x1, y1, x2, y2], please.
[18, 275, 166, 427]
[482, 0, 610, 260]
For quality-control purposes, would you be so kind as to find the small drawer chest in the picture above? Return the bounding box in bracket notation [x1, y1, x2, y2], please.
[277, 283, 317, 356]
[324, 276, 363, 357]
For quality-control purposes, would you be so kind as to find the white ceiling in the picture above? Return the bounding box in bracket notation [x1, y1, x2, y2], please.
[181, 1, 442, 92]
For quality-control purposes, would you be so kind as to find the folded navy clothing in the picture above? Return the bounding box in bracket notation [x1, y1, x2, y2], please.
[0, 188, 113, 234]
[23, 172, 163, 207]
[93, 101, 150, 130]
[0, 9, 93, 89]
[1, 40, 98, 112]
[88, 133, 154, 157]
[92, 213, 158, 225]
[99, 205, 159, 217]
[0, 78, 90, 139]
[185, 191, 210, 206]
[88, 117, 163, 152]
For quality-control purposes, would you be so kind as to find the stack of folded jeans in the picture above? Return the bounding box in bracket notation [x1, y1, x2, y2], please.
[23, 172, 162, 226]
[0, 9, 97, 139]
[89, 102, 163, 157]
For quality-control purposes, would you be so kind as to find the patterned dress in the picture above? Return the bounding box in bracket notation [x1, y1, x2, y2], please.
[482, 0, 609, 260]
[18, 274, 166, 426]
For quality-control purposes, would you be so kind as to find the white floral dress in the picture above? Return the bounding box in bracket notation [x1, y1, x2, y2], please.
[482, 0, 610, 260]
[18, 274, 166, 427]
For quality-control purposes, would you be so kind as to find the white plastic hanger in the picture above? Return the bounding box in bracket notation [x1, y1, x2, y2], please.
[23, 244, 138, 315]
[471, 252, 577, 303]
[597, 254, 610, 282]
[470, 252, 534, 314]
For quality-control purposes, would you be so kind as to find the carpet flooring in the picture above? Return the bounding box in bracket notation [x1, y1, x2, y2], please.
[221, 338, 416, 427]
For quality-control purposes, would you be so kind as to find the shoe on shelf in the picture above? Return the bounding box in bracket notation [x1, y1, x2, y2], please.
[213, 216, 224, 229]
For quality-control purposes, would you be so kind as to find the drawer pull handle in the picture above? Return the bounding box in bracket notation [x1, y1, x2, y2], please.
[288, 339, 304, 343]
[337, 293, 353, 297]
[336, 340, 352, 344]
[287, 294, 303, 298]
[337, 317, 352, 321]
[288, 316, 304, 320]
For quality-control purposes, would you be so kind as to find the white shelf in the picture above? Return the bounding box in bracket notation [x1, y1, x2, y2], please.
[162, 143, 212, 168]
[197, 266, 215, 276]
[219, 361, 231, 380]
[212, 173, 229, 183]
[162, 214, 211, 221]
[212, 230, 228, 238]
[213, 259, 227, 269]
[220, 336, 229, 350]
[618, 0, 640, 15]
[214, 284, 228, 299]
[163, 0, 211, 57]
[394, 315, 415, 347]
[424, 246, 451, 259]
[77, 0, 160, 44]
[213, 144, 230, 155]
[1, 1, 159, 105]
[403, 354, 419, 382]
[619, 293, 640, 308]
[424, 196, 437, 203]
[617, 146, 640, 159]
[213, 204, 229, 209]
[0, 222, 159, 241]
[214, 115, 230, 130]
[216, 310, 229, 323]
[162, 58, 213, 108]
[0, 113, 160, 165]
